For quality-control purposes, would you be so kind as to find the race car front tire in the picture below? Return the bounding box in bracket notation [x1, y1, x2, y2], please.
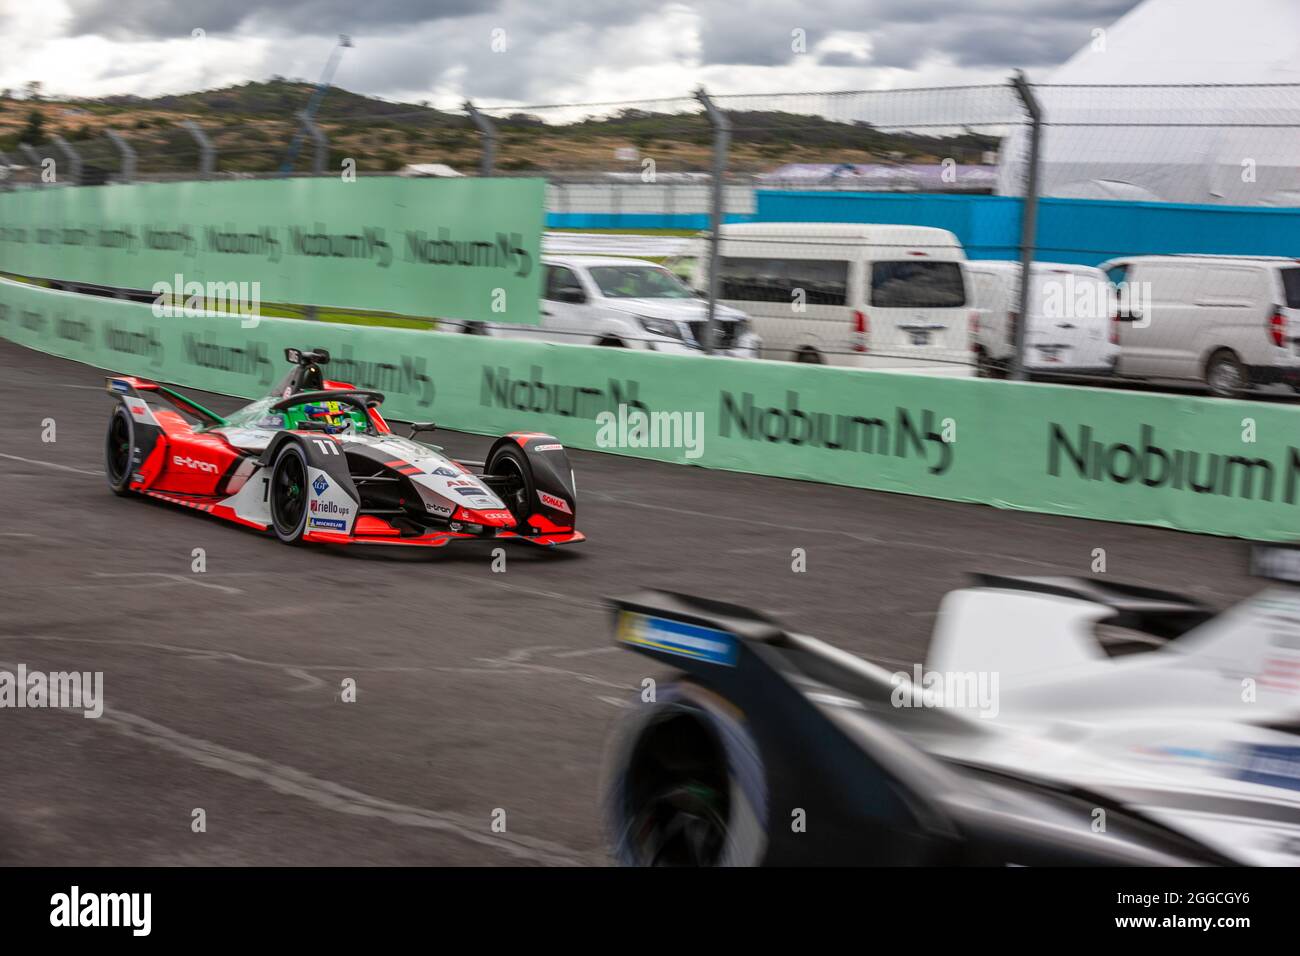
[269, 443, 311, 543]
[484, 443, 536, 527]
[105, 405, 135, 496]
[604, 681, 768, 867]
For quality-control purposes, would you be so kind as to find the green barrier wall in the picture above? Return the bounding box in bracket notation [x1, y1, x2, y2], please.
[0, 178, 544, 323]
[3, 277, 1297, 541]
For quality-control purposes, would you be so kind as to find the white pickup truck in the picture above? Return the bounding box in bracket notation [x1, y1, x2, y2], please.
[461, 255, 762, 358]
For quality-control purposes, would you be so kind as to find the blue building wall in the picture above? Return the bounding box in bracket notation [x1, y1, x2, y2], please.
[752, 191, 1300, 265]
[545, 211, 753, 230]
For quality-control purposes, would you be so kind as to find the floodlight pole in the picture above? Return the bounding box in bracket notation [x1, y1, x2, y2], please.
[298, 110, 329, 176]
[1009, 70, 1043, 382]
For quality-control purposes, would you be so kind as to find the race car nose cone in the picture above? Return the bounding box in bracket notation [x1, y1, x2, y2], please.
[454, 506, 516, 528]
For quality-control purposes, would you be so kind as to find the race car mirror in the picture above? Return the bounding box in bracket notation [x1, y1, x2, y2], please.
[407, 421, 437, 438]
[1249, 544, 1300, 584]
[285, 347, 330, 366]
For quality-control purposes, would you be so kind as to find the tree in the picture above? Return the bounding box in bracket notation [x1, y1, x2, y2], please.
[24, 80, 42, 102]
[19, 110, 46, 144]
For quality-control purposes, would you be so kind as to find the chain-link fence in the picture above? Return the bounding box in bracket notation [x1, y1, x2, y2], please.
[3, 79, 1299, 396]
[1001, 83, 1300, 395]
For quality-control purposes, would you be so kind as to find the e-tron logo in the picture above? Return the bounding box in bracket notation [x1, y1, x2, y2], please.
[173, 455, 219, 474]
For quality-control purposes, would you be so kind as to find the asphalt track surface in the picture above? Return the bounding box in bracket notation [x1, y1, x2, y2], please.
[0, 338, 1262, 866]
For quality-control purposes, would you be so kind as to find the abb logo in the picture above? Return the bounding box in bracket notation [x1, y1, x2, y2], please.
[537, 490, 572, 514]
[172, 455, 219, 474]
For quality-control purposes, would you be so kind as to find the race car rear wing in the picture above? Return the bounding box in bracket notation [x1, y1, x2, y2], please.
[106, 375, 227, 427]
[612, 589, 986, 737]
[971, 573, 1213, 639]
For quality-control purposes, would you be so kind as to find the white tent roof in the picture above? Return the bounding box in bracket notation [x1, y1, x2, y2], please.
[997, 0, 1300, 205]
[398, 163, 465, 178]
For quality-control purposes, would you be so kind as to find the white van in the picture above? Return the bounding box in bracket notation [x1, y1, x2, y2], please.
[693, 222, 973, 372]
[966, 261, 1119, 378]
[466, 255, 761, 358]
[1098, 255, 1300, 397]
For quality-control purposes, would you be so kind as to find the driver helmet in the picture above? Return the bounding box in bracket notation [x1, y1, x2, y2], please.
[302, 400, 352, 433]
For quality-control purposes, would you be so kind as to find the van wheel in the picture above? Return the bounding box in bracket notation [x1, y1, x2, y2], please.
[793, 347, 823, 365]
[1205, 349, 1248, 398]
[598, 337, 626, 348]
[974, 348, 1005, 379]
[463, 322, 487, 335]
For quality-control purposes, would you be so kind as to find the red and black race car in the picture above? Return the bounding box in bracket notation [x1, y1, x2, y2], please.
[104, 347, 583, 549]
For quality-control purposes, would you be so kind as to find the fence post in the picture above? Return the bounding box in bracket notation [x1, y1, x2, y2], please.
[18, 143, 47, 185]
[464, 101, 497, 177]
[104, 129, 137, 183]
[297, 110, 329, 176]
[51, 136, 84, 185]
[181, 120, 216, 180]
[1009, 70, 1043, 382]
[695, 86, 730, 355]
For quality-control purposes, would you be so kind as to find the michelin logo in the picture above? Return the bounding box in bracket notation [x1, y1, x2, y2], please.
[308, 517, 347, 531]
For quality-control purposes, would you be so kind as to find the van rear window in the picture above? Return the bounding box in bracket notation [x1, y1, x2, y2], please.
[718, 257, 848, 306]
[1283, 268, 1300, 309]
[870, 261, 966, 308]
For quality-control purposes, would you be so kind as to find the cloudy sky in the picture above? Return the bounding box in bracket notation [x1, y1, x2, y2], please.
[0, 1, 1142, 106]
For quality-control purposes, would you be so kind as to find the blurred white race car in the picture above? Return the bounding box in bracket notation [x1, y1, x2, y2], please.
[604, 548, 1300, 866]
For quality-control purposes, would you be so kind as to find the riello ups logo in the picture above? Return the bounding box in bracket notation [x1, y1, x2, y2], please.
[1049, 423, 1300, 502]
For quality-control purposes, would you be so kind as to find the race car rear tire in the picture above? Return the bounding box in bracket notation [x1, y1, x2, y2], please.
[484, 443, 536, 526]
[269, 443, 310, 543]
[105, 405, 135, 496]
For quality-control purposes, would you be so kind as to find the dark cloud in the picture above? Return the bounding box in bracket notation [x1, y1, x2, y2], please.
[46, 0, 1147, 103]
[64, 0, 491, 39]
[695, 0, 1142, 70]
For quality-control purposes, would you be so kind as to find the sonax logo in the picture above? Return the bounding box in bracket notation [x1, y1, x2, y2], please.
[172, 455, 219, 474]
[538, 490, 572, 514]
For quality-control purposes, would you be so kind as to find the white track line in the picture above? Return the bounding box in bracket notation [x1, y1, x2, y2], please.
[0, 657, 588, 865]
[0, 452, 103, 476]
